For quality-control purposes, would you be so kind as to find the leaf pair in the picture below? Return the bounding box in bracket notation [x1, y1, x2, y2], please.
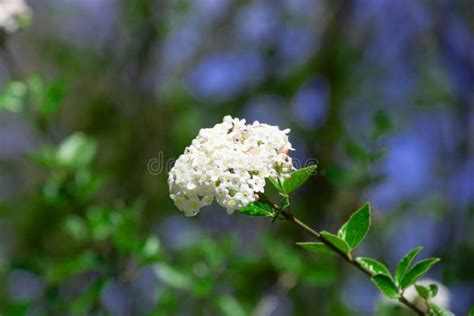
[395, 247, 440, 290]
[297, 203, 371, 256]
[238, 165, 317, 217]
[367, 247, 440, 300]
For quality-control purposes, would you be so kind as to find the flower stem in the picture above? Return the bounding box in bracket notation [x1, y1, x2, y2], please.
[280, 208, 427, 316]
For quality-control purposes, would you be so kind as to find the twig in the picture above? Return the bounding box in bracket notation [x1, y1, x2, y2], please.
[279, 207, 427, 316]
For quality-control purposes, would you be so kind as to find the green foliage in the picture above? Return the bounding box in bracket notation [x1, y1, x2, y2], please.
[320, 231, 351, 254]
[216, 295, 247, 316]
[338, 203, 371, 250]
[64, 215, 89, 242]
[344, 138, 370, 162]
[142, 236, 161, 262]
[296, 242, 337, 255]
[299, 202, 371, 257]
[154, 263, 193, 290]
[371, 274, 400, 299]
[372, 109, 392, 140]
[0, 81, 27, 112]
[86, 206, 116, 240]
[281, 165, 317, 194]
[399, 258, 440, 290]
[46, 251, 98, 283]
[265, 237, 338, 286]
[468, 307, 474, 316]
[293, 200, 449, 314]
[0, 76, 65, 117]
[69, 278, 105, 315]
[395, 247, 423, 286]
[356, 257, 391, 278]
[56, 133, 97, 169]
[27, 75, 66, 117]
[29, 132, 97, 171]
[237, 200, 274, 217]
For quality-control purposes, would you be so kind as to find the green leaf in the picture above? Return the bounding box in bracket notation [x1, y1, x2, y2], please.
[415, 284, 430, 299]
[338, 203, 371, 250]
[395, 246, 423, 285]
[371, 274, 400, 299]
[430, 303, 455, 316]
[237, 201, 274, 217]
[320, 231, 351, 254]
[400, 258, 440, 290]
[429, 284, 439, 297]
[356, 257, 391, 278]
[268, 176, 283, 192]
[296, 242, 337, 255]
[282, 165, 317, 194]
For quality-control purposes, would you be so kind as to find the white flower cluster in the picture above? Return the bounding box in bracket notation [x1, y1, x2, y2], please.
[0, 0, 30, 34]
[168, 116, 293, 216]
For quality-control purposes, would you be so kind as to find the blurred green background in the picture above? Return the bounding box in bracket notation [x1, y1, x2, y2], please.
[0, 0, 473, 315]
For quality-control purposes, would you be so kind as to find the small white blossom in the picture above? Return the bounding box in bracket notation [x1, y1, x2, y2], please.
[0, 0, 30, 34]
[379, 278, 449, 312]
[404, 278, 449, 311]
[168, 115, 293, 216]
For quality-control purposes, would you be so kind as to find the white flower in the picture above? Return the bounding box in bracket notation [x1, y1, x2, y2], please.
[168, 115, 293, 216]
[0, 0, 31, 34]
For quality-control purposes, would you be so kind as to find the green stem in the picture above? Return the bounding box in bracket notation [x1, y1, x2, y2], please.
[274, 204, 426, 315]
